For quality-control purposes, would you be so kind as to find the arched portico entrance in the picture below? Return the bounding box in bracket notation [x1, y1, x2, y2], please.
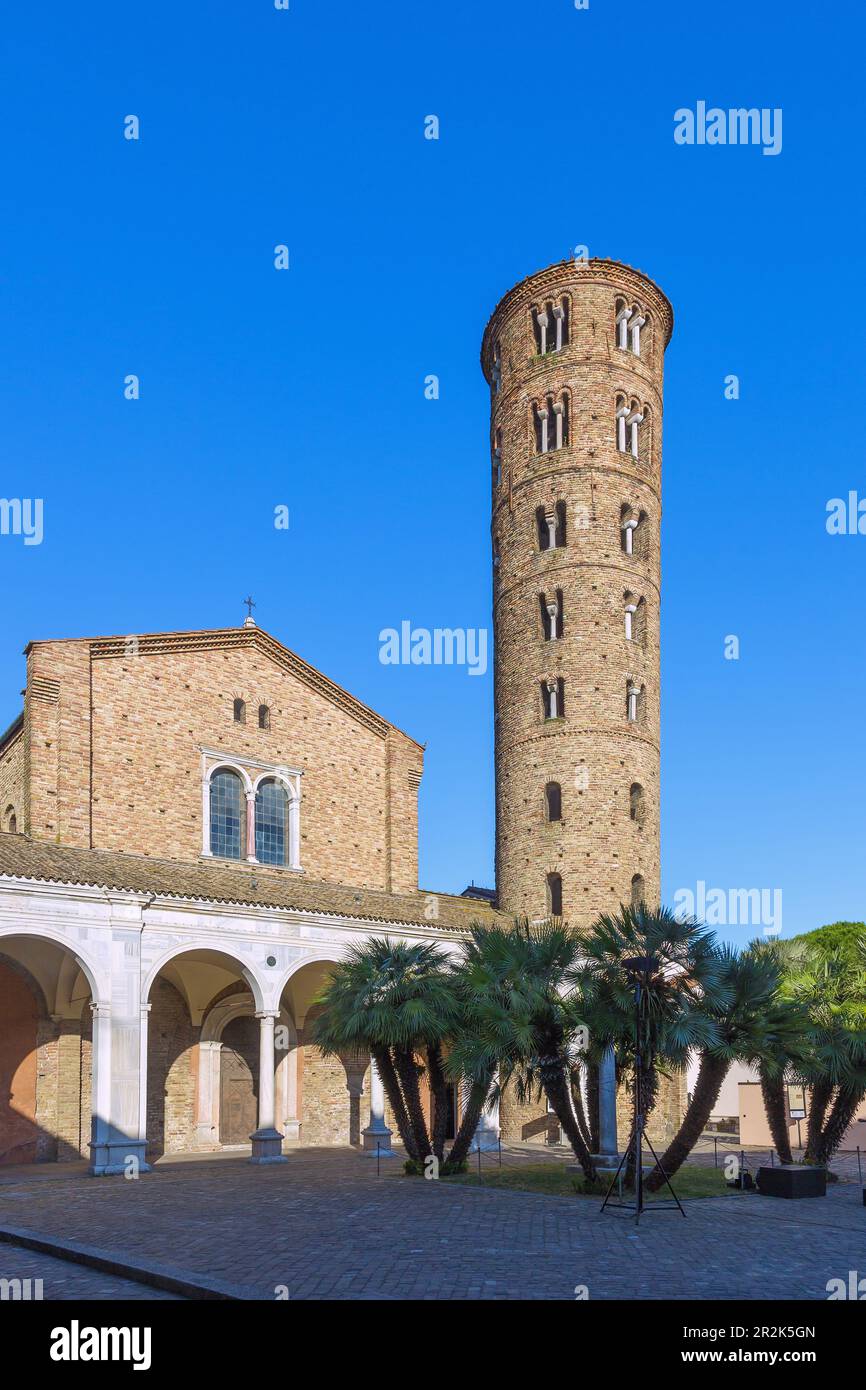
[280, 957, 369, 1148]
[143, 946, 287, 1163]
[0, 931, 101, 1167]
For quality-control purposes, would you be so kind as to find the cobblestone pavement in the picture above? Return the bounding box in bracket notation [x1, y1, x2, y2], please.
[0, 1244, 181, 1300]
[0, 1145, 862, 1301]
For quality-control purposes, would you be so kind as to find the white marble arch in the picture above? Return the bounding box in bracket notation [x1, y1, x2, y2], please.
[140, 941, 268, 1015]
[0, 923, 107, 1007]
[195, 996, 300, 1149]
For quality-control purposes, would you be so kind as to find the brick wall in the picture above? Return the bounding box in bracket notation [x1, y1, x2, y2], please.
[0, 726, 24, 830]
[19, 628, 423, 893]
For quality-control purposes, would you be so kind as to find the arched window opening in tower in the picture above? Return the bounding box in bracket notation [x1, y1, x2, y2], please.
[545, 782, 562, 822]
[620, 507, 648, 558]
[533, 393, 569, 453]
[547, 872, 563, 917]
[631, 874, 646, 909]
[629, 782, 646, 828]
[540, 589, 564, 640]
[210, 768, 245, 860]
[615, 300, 648, 357]
[3, 805, 16, 834]
[536, 502, 567, 551]
[492, 429, 502, 487]
[531, 297, 569, 355]
[233, 698, 246, 724]
[626, 681, 645, 724]
[255, 778, 289, 866]
[542, 677, 565, 720]
[258, 704, 271, 731]
[623, 592, 646, 644]
[492, 339, 502, 393]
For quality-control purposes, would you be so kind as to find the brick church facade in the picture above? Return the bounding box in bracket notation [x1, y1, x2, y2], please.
[0, 257, 684, 1173]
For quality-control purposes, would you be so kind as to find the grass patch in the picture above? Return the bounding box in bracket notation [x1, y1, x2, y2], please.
[443, 1162, 736, 1200]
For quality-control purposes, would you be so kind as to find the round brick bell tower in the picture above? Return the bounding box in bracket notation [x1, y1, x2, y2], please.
[481, 258, 674, 928]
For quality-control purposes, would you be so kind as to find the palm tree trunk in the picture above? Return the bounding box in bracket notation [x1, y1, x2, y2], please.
[426, 1043, 449, 1162]
[569, 1065, 592, 1151]
[804, 1077, 834, 1163]
[625, 1062, 658, 1188]
[394, 1046, 431, 1160]
[586, 1062, 600, 1154]
[446, 1074, 493, 1168]
[645, 1052, 728, 1193]
[813, 1083, 866, 1167]
[538, 1051, 597, 1182]
[758, 1064, 794, 1163]
[372, 1046, 418, 1159]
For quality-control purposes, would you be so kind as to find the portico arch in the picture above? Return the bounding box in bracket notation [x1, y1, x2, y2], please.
[195, 995, 299, 1150]
[0, 931, 101, 1166]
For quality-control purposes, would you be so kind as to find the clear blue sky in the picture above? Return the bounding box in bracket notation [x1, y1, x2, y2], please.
[1, 1, 862, 942]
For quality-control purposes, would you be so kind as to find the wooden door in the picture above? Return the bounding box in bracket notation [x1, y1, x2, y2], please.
[219, 1017, 258, 1145]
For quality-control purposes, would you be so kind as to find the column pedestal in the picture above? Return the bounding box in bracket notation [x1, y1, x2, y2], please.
[250, 1011, 287, 1164]
[362, 1055, 396, 1157]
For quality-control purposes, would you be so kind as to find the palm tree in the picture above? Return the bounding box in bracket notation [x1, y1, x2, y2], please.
[779, 939, 866, 1167]
[644, 945, 781, 1191]
[312, 937, 460, 1162]
[448, 920, 599, 1181]
[574, 904, 725, 1181]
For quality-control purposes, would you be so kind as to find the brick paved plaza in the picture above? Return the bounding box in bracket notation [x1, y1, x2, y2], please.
[0, 1145, 862, 1301]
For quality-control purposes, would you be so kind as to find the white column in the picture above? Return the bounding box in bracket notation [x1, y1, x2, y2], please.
[552, 304, 564, 350]
[537, 310, 549, 354]
[288, 795, 301, 869]
[553, 400, 564, 449]
[245, 791, 257, 863]
[195, 1040, 222, 1147]
[627, 409, 643, 459]
[629, 314, 646, 355]
[596, 1047, 619, 1161]
[627, 682, 639, 722]
[201, 774, 212, 855]
[250, 1012, 287, 1164]
[474, 1074, 500, 1152]
[625, 603, 636, 640]
[547, 679, 559, 720]
[546, 600, 559, 641]
[545, 510, 558, 550]
[138, 1003, 150, 1152]
[616, 306, 631, 349]
[623, 518, 637, 555]
[538, 406, 549, 453]
[89, 1003, 112, 1174]
[362, 1055, 396, 1156]
[616, 405, 629, 452]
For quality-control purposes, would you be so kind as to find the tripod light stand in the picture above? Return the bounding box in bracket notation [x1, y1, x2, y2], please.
[599, 954, 686, 1224]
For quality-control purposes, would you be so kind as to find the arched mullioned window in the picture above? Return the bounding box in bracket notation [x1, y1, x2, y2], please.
[258, 704, 271, 730]
[532, 392, 569, 453]
[210, 768, 245, 860]
[536, 501, 567, 551]
[547, 872, 563, 917]
[255, 778, 289, 866]
[615, 299, 649, 357]
[630, 783, 646, 827]
[233, 698, 246, 724]
[620, 505, 649, 559]
[545, 782, 562, 822]
[616, 395, 644, 459]
[531, 297, 570, 354]
[631, 874, 645, 909]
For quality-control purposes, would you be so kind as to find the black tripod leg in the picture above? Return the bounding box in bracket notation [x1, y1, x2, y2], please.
[643, 1130, 687, 1217]
[599, 1130, 632, 1212]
